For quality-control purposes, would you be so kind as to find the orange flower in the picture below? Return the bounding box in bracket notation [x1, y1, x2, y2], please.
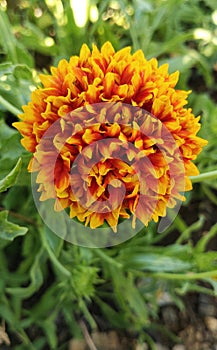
[13, 42, 207, 231]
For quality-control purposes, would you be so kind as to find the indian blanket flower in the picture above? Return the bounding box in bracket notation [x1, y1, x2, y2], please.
[13, 41, 207, 231]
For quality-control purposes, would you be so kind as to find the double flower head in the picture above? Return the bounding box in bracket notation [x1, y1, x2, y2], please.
[13, 42, 207, 231]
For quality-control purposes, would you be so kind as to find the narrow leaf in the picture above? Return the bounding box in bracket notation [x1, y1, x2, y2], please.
[123, 253, 193, 272]
[0, 62, 14, 77]
[6, 248, 44, 298]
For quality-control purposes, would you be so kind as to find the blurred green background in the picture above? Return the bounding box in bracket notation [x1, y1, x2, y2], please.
[0, 0, 217, 349]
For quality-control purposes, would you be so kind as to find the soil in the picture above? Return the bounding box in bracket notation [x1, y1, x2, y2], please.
[66, 292, 217, 350]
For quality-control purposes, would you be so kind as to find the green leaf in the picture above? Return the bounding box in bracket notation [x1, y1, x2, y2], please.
[195, 252, 217, 271]
[0, 62, 14, 77]
[0, 210, 28, 241]
[18, 22, 57, 56]
[0, 119, 16, 143]
[13, 64, 33, 81]
[41, 228, 71, 278]
[15, 42, 34, 68]
[123, 253, 193, 273]
[43, 318, 58, 349]
[204, 278, 217, 295]
[0, 158, 22, 192]
[0, 8, 34, 67]
[0, 303, 17, 325]
[161, 51, 197, 73]
[121, 274, 148, 324]
[96, 297, 128, 329]
[6, 248, 44, 298]
[195, 223, 217, 253]
[0, 120, 28, 182]
[0, 8, 18, 64]
[44, 226, 63, 257]
[0, 95, 22, 115]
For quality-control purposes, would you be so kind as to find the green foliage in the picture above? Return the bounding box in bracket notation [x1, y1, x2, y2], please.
[0, 0, 217, 349]
[0, 62, 36, 114]
[0, 158, 22, 193]
[0, 210, 28, 240]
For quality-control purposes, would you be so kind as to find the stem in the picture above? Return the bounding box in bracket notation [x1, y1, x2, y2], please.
[153, 270, 217, 280]
[131, 269, 217, 280]
[40, 230, 71, 278]
[0, 206, 37, 226]
[191, 170, 217, 183]
[79, 302, 97, 329]
[202, 184, 217, 205]
[94, 248, 122, 268]
[176, 215, 205, 244]
[195, 223, 217, 253]
[79, 320, 97, 350]
[0, 96, 22, 116]
[15, 328, 35, 350]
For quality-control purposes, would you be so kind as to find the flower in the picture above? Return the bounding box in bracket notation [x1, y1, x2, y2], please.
[13, 41, 207, 231]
